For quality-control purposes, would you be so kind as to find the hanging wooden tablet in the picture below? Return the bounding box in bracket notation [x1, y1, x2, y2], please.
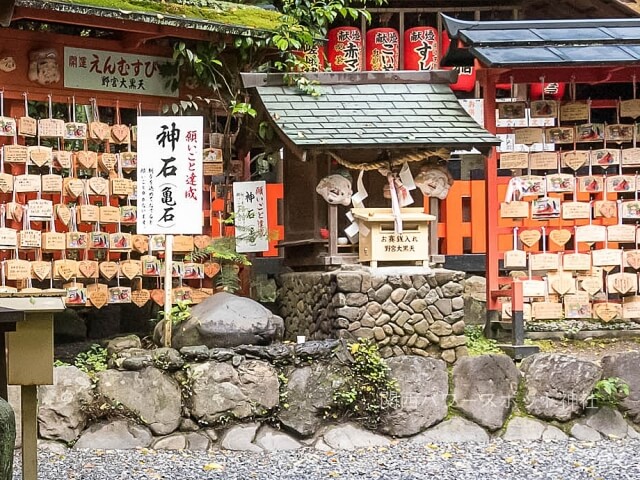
[498, 101, 526, 120]
[593, 302, 622, 322]
[0, 91, 16, 137]
[530, 100, 557, 119]
[530, 227, 560, 271]
[0, 152, 12, 192]
[150, 288, 164, 307]
[580, 276, 602, 296]
[42, 173, 62, 194]
[88, 176, 108, 196]
[120, 204, 137, 225]
[561, 150, 589, 170]
[110, 231, 132, 252]
[548, 269, 576, 295]
[500, 201, 529, 218]
[14, 174, 41, 194]
[75, 150, 97, 170]
[605, 124, 633, 143]
[533, 300, 563, 320]
[38, 96, 65, 138]
[514, 128, 543, 146]
[608, 271, 637, 296]
[546, 173, 574, 193]
[87, 283, 108, 309]
[546, 126, 574, 144]
[530, 152, 558, 170]
[519, 229, 541, 248]
[78, 259, 99, 279]
[31, 260, 51, 281]
[562, 178, 590, 220]
[28, 145, 52, 168]
[504, 227, 527, 269]
[52, 150, 72, 169]
[131, 234, 148, 254]
[564, 291, 592, 319]
[173, 235, 195, 253]
[64, 177, 84, 199]
[620, 98, 640, 119]
[592, 148, 620, 167]
[608, 200, 636, 242]
[0, 206, 17, 249]
[109, 286, 132, 304]
[120, 259, 142, 280]
[575, 215, 607, 245]
[4, 145, 27, 165]
[131, 288, 151, 307]
[99, 261, 119, 280]
[499, 152, 528, 170]
[592, 248, 622, 267]
[88, 98, 110, 142]
[142, 255, 161, 277]
[184, 262, 204, 279]
[54, 258, 78, 281]
[193, 235, 212, 250]
[119, 151, 137, 172]
[532, 197, 560, 219]
[622, 148, 640, 166]
[99, 204, 120, 224]
[99, 153, 117, 172]
[623, 294, 640, 318]
[522, 279, 548, 297]
[28, 198, 53, 222]
[64, 97, 87, 140]
[110, 177, 133, 196]
[18, 206, 41, 250]
[172, 286, 193, 304]
[549, 229, 571, 248]
[576, 123, 604, 142]
[606, 174, 635, 193]
[64, 283, 87, 306]
[110, 101, 130, 144]
[560, 101, 590, 122]
[203, 261, 221, 278]
[5, 258, 31, 281]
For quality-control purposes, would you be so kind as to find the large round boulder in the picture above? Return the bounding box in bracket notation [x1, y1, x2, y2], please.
[154, 292, 284, 349]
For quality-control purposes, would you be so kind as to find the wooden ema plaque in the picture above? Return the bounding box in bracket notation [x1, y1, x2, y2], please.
[533, 301, 563, 320]
[564, 292, 592, 319]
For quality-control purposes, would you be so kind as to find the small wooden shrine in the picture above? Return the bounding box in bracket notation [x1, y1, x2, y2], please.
[442, 14, 640, 356]
[242, 71, 499, 268]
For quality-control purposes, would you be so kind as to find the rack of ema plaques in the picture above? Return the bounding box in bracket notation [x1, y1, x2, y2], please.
[0, 291, 65, 480]
[351, 208, 435, 268]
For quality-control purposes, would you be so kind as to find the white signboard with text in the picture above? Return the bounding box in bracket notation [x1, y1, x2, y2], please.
[64, 47, 178, 97]
[137, 116, 203, 235]
[233, 181, 269, 253]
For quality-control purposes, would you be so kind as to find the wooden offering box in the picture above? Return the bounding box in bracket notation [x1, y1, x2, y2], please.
[351, 208, 435, 267]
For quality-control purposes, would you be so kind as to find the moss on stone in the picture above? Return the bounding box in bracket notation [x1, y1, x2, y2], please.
[55, 0, 283, 32]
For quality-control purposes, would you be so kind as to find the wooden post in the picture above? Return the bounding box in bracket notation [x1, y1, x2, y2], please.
[21, 384, 37, 480]
[328, 204, 338, 258]
[163, 234, 173, 347]
[429, 197, 439, 260]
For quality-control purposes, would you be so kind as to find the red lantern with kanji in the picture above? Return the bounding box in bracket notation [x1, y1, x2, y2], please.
[403, 26, 438, 70]
[530, 82, 566, 100]
[366, 28, 399, 71]
[440, 31, 476, 92]
[328, 27, 363, 72]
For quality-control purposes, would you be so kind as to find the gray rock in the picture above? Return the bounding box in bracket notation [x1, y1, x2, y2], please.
[521, 353, 601, 422]
[601, 351, 640, 423]
[442, 281, 464, 298]
[452, 297, 465, 311]
[463, 275, 486, 301]
[278, 362, 349, 436]
[431, 320, 453, 337]
[255, 425, 302, 451]
[373, 327, 386, 341]
[74, 420, 152, 449]
[403, 288, 418, 305]
[435, 299, 452, 316]
[152, 348, 185, 371]
[410, 417, 489, 443]
[453, 354, 519, 431]
[367, 303, 382, 318]
[336, 273, 362, 293]
[39, 440, 68, 454]
[353, 328, 374, 339]
[121, 356, 153, 371]
[106, 335, 141, 357]
[413, 276, 428, 290]
[155, 292, 284, 349]
[424, 289, 439, 305]
[335, 306, 362, 322]
[179, 418, 200, 432]
[452, 321, 466, 335]
[96, 367, 181, 435]
[346, 293, 368, 307]
[0, 397, 15, 479]
[235, 344, 295, 362]
[502, 417, 567, 442]
[410, 299, 428, 313]
[413, 320, 430, 336]
[38, 366, 93, 443]
[571, 423, 602, 442]
[180, 345, 210, 362]
[374, 285, 393, 303]
[322, 423, 391, 450]
[379, 356, 448, 437]
[209, 348, 235, 362]
[294, 340, 339, 360]
[441, 349, 456, 364]
[190, 360, 279, 424]
[390, 288, 407, 303]
[360, 314, 375, 328]
[110, 348, 152, 369]
[440, 335, 466, 349]
[220, 423, 262, 452]
[152, 432, 210, 450]
[427, 306, 444, 320]
[586, 407, 633, 439]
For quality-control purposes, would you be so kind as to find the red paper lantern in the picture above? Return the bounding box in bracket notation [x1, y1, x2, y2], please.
[328, 27, 363, 72]
[366, 28, 399, 71]
[530, 82, 566, 100]
[440, 31, 476, 92]
[403, 26, 438, 71]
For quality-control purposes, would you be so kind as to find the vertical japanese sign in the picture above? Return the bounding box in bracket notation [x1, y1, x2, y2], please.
[233, 181, 269, 253]
[137, 116, 203, 235]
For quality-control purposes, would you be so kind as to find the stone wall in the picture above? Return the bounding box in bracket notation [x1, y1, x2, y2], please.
[277, 267, 467, 363]
[14, 339, 640, 452]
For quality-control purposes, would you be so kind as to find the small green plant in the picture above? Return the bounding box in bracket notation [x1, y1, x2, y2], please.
[157, 300, 193, 326]
[327, 339, 399, 429]
[588, 377, 630, 408]
[74, 344, 109, 376]
[465, 326, 502, 356]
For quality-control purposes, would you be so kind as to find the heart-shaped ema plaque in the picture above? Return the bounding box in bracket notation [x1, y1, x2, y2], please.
[609, 273, 638, 295]
[99, 153, 117, 172]
[580, 277, 602, 296]
[56, 204, 71, 226]
[551, 274, 575, 295]
[31, 261, 51, 281]
[65, 178, 85, 199]
[111, 124, 130, 144]
[78, 260, 98, 279]
[194, 235, 212, 250]
[88, 176, 108, 195]
[131, 289, 151, 308]
[120, 260, 141, 280]
[88, 287, 108, 309]
[593, 302, 622, 322]
[55, 260, 77, 281]
[90, 122, 110, 141]
[519, 229, 541, 248]
[99, 261, 119, 280]
[8, 202, 23, 223]
[549, 229, 572, 247]
[150, 288, 165, 307]
[76, 150, 97, 169]
[562, 151, 589, 171]
[28, 146, 52, 167]
[598, 201, 617, 219]
[204, 261, 221, 278]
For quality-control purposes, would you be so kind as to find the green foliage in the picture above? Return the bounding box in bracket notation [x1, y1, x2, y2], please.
[464, 326, 502, 356]
[157, 300, 193, 326]
[74, 344, 109, 376]
[327, 339, 399, 429]
[588, 377, 630, 409]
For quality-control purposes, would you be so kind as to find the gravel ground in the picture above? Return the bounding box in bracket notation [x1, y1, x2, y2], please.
[11, 439, 640, 480]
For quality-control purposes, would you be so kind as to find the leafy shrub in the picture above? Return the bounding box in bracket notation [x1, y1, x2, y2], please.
[588, 377, 630, 408]
[74, 344, 108, 376]
[465, 326, 502, 356]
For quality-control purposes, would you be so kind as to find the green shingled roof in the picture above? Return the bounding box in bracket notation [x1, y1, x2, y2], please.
[247, 73, 498, 151]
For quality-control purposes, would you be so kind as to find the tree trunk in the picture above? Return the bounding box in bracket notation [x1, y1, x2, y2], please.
[0, 397, 15, 480]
